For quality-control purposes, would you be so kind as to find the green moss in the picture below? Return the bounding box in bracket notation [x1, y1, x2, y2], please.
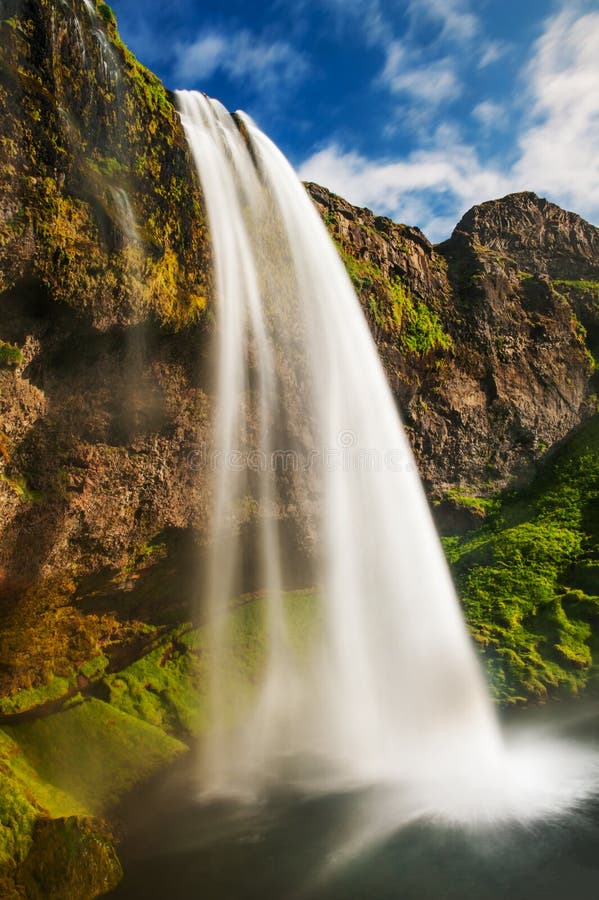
[87, 155, 124, 178]
[553, 279, 599, 293]
[0, 472, 43, 503]
[443, 489, 499, 515]
[337, 245, 451, 355]
[0, 0, 210, 328]
[97, 3, 116, 26]
[106, 591, 321, 738]
[0, 676, 72, 717]
[390, 280, 452, 355]
[18, 815, 122, 899]
[4, 698, 186, 813]
[104, 630, 200, 736]
[451, 414, 599, 703]
[122, 538, 167, 575]
[0, 341, 22, 366]
[0, 729, 84, 869]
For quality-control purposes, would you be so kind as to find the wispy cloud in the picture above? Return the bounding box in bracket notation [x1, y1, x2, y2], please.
[311, 0, 481, 114]
[514, 5, 599, 219]
[173, 28, 309, 96]
[478, 40, 509, 69]
[379, 43, 461, 105]
[406, 0, 479, 42]
[472, 100, 508, 131]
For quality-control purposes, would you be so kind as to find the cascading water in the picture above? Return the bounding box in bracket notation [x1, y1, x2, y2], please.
[176, 90, 599, 825]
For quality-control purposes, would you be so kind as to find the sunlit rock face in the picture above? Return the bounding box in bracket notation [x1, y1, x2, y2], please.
[443, 191, 599, 281]
[309, 184, 598, 506]
[0, 0, 215, 693]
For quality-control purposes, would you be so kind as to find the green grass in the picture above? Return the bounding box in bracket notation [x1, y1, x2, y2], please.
[4, 698, 186, 814]
[0, 729, 84, 868]
[451, 414, 599, 703]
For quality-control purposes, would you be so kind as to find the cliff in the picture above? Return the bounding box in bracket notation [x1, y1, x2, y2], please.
[0, 0, 218, 693]
[308, 184, 598, 514]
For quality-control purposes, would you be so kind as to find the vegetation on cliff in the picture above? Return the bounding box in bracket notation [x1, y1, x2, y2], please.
[447, 414, 599, 703]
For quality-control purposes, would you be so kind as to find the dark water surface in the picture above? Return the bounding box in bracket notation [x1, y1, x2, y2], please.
[109, 705, 599, 900]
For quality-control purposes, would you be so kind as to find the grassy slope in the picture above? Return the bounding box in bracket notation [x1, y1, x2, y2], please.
[447, 414, 599, 703]
[0, 590, 319, 871]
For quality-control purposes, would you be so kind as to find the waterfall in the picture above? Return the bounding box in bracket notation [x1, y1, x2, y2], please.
[176, 91, 599, 823]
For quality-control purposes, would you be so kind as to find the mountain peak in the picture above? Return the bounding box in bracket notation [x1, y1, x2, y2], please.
[439, 192, 599, 280]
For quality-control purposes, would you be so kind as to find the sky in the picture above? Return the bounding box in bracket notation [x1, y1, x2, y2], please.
[109, 0, 599, 242]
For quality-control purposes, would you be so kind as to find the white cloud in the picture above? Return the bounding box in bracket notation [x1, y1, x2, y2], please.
[380, 42, 461, 105]
[478, 40, 509, 68]
[407, 0, 479, 42]
[173, 28, 309, 95]
[309, 0, 477, 113]
[514, 6, 599, 219]
[298, 132, 508, 241]
[472, 100, 508, 130]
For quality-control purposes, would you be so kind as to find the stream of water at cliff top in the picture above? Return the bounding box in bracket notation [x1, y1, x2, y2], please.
[175, 90, 599, 832]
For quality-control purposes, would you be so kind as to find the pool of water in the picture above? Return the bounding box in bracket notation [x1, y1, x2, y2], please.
[108, 704, 599, 899]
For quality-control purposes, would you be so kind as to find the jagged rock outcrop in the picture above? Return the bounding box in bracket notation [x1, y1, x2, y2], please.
[442, 191, 599, 281]
[308, 184, 598, 508]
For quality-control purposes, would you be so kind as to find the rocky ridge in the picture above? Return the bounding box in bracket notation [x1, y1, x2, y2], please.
[308, 184, 598, 513]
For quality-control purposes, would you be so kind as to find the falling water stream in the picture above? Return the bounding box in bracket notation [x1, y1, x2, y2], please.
[107, 90, 599, 899]
[174, 89, 599, 828]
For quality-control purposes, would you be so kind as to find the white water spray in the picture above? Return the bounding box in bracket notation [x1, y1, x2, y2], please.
[177, 91, 599, 824]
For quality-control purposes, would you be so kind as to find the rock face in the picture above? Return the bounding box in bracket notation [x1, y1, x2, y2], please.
[308, 184, 598, 505]
[0, 0, 214, 693]
[0, 0, 211, 328]
[443, 191, 599, 280]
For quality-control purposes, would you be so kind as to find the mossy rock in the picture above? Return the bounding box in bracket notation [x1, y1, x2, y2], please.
[0, 342, 22, 366]
[18, 816, 122, 899]
[451, 414, 599, 703]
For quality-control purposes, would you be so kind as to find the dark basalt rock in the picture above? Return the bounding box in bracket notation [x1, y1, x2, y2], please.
[439, 191, 599, 282]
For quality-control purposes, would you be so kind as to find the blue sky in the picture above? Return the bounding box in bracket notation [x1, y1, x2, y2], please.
[109, 0, 599, 241]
